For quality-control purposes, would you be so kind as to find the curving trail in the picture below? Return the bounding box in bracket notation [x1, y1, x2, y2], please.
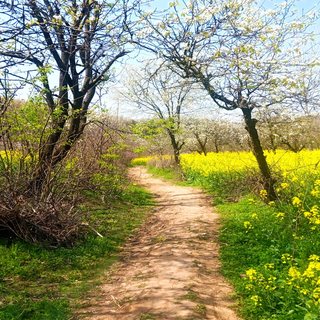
[80, 166, 240, 320]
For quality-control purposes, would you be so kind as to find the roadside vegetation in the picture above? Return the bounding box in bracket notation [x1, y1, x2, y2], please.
[133, 150, 320, 320]
[1, 0, 320, 319]
[0, 181, 153, 320]
[0, 99, 154, 319]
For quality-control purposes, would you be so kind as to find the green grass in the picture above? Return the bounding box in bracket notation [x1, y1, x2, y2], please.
[144, 163, 320, 319]
[0, 184, 154, 320]
[146, 166, 188, 185]
[217, 195, 320, 320]
[139, 313, 157, 320]
[194, 303, 206, 316]
[146, 164, 257, 205]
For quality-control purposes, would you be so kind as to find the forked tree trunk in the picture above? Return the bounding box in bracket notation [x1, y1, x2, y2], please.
[167, 130, 183, 165]
[29, 109, 86, 194]
[242, 108, 277, 201]
[195, 133, 208, 155]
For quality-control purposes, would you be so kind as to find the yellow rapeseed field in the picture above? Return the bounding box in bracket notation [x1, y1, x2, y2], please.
[133, 150, 320, 317]
[179, 149, 320, 176]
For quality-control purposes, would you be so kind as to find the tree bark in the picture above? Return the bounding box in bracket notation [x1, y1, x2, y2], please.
[167, 130, 183, 165]
[242, 108, 277, 201]
[195, 133, 208, 155]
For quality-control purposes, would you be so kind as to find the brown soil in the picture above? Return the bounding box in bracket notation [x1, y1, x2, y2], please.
[79, 167, 240, 320]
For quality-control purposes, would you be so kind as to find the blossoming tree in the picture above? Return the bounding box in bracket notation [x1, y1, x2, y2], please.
[139, 0, 316, 200]
[0, 0, 144, 191]
[122, 63, 195, 164]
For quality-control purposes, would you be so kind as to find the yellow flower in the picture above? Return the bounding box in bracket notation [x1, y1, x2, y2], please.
[264, 263, 274, 270]
[243, 221, 253, 230]
[304, 268, 315, 278]
[276, 212, 285, 219]
[292, 196, 302, 207]
[311, 205, 319, 214]
[304, 211, 311, 218]
[245, 284, 254, 290]
[281, 253, 293, 264]
[280, 182, 289, 189]
[303, 261, 320, 278]
[309, 255, 320, 262]
[246, 268, 257, 281]
[260, 189, 268, 198]
[288, 266, 301, 279]
[250, 295, 261, 306]
[313, 287, 320, 299]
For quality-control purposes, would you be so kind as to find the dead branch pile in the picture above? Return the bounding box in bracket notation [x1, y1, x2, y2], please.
[0, 190, 84, 246]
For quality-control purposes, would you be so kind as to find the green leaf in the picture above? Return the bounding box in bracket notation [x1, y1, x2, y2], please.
[304, 312, 318, 320]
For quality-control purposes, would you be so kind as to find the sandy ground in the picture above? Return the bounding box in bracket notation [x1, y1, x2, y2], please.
[79, 167, 240, 320]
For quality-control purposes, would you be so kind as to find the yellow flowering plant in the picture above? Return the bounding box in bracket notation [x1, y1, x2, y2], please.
[134, 150, 320, 318]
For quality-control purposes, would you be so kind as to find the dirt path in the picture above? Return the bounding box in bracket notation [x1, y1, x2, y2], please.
[79, 167, 240, 320]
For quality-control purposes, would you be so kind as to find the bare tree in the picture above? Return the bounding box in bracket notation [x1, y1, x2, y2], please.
[138, 0, 316, 200]
[0, 0, 143, 192]
[122, 64, 194, 164]
[257, 107, 320, 152]
[183, 117, 239, 155]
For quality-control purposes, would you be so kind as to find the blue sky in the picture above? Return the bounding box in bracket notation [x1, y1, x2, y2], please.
[108, 0, 320, 119]
[9, 0, 320, 120]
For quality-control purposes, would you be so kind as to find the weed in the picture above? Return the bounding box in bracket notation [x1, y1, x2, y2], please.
[151, 234, 167, 244]
[139, 312, 157, 320]
[194, 303, 206, 316]
[181, 289, 200, 302]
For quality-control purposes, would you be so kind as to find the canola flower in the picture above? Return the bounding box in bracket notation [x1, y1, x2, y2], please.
[134, 149, 320, 174]
[133, 149, 320, 317]
[131, 156, 154, 166]
[244, 255, 320, 313]
[179, 149, 320, 177]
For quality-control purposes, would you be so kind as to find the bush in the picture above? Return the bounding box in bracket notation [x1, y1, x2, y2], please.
[0, 103, 131, 246]
[0, 191, 82, 246]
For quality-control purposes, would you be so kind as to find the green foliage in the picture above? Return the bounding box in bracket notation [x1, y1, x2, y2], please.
[182, 168, 256, 205]
[0, 300, 70, 320]
[218, 192, 320, 320]
[0, 185, 153, 319]
[132, 118, 166, 140]
[4, 98, 49, 152]
[131, 156, 153, 166]
[90, 144, 128, 201]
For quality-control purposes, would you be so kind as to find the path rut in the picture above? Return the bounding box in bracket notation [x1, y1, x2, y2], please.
[80, 166, 240, 320]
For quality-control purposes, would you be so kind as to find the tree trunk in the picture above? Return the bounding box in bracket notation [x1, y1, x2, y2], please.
[242, 108, 277, 201]
[214, 140, 219, 153]
[167, 130, 182, 165]
[195, 133, 208, 155]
